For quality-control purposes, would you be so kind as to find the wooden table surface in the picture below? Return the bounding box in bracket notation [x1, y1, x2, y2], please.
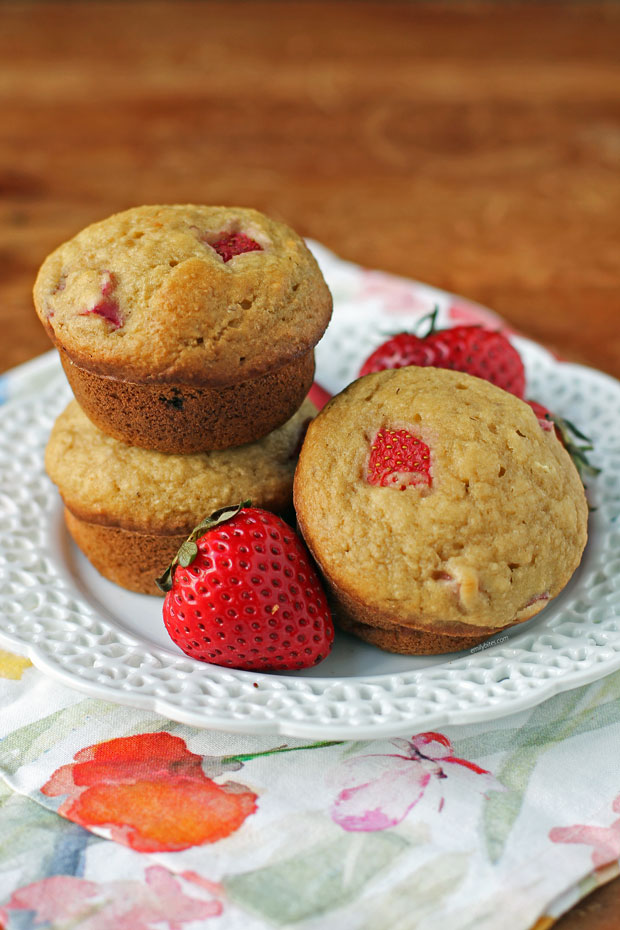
[1, 3, 619, 925]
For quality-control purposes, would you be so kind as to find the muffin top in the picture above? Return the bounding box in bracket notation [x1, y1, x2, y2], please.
[294, 367, 588, 632]
[34, 205, 332, 386]
[47, 398, 315, 534]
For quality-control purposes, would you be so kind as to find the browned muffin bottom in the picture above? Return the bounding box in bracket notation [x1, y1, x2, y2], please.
[329, 579, 523, 654]
[65, 509, 184, 596]
[60, 348, 315, 452]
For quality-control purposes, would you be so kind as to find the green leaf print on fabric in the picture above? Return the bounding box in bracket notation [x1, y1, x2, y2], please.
[225, 832, 408, 924]
[452, 671, 620, 762]
[0, 783, 95, 892]
[359, 853, 469, 930]
[0, 699, 120, 776]
[479, 673, 620, 863]
[0, 777, 11, 804]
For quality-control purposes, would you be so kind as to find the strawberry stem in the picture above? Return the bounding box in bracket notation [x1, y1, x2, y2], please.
[155, 500, 252, 593]
[415, 305, 440, 338]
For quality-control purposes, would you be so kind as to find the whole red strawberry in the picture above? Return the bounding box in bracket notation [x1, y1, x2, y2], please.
[360, 308, 526, 398]
[157, 502, 334, 672]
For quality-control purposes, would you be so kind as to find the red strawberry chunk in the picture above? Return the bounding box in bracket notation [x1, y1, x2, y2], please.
[101, 272, 115, 297]
[81, 271, 124, 329]
[211, 232, 262, 263]
[87, 298, 123, 328]
[367, 428, 432, 490]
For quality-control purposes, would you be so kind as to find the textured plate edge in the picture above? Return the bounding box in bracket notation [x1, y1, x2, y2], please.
[2, 623, 620, 739]
[2, 340, 620, 736]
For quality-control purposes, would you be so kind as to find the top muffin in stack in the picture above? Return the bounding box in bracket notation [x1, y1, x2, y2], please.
[34, 205, 332, 452]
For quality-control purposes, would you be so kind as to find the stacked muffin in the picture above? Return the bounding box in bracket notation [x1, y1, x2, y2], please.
[36, 205, 332, 594]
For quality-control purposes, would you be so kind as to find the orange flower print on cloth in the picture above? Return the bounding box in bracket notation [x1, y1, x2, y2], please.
[41, 732, 258, 853]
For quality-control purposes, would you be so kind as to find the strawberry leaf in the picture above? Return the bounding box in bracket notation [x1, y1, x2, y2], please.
[559, 417, 593, 444]
[178, 541, 199, 567]
[155, 500, 251, 593]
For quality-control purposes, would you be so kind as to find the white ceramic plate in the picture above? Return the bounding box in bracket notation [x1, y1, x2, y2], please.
[2, 248, 620, 738]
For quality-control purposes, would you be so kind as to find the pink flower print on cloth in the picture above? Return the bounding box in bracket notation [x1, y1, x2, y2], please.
[550, 794, 620, 868]
[358, 270, 431, 317]
[447, 299, 501, 327]
[330, 731, 497, 832]
[0, 866, 222, 930]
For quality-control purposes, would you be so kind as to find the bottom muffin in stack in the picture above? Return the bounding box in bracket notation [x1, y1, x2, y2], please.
[46, 399, 315, 595]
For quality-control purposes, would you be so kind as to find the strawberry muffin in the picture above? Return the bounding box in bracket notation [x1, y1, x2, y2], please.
[46, 398, 315, 595]
[34, 205, 332, 452]
[294, 367, 588, 654]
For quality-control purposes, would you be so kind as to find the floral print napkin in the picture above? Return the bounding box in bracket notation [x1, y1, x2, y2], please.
[0, 656, 619, 930]
[0, 246, 618, 930]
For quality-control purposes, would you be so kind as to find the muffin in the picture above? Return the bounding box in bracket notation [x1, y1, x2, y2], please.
[294, 367, 588, 654]
[34, 205, 332, 452]
[46, 398, 316, 595]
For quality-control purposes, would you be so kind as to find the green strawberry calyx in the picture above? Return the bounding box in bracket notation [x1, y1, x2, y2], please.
[155, 499, 251, 593]
[551, 416, 601, 481]
[530, 401, 600, 482]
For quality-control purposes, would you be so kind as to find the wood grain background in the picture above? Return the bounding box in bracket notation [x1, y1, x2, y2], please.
[2, 2, 620, 377]
[1, 3, 619, 925]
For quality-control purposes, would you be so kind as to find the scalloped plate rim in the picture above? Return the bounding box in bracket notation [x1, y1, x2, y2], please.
[1, 316, 620, 737]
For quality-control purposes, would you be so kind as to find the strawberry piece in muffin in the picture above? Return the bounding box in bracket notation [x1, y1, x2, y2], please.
[210, 232, 262, 262]
[367, 428, 431, 489]
[81, 272, 123, 329]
